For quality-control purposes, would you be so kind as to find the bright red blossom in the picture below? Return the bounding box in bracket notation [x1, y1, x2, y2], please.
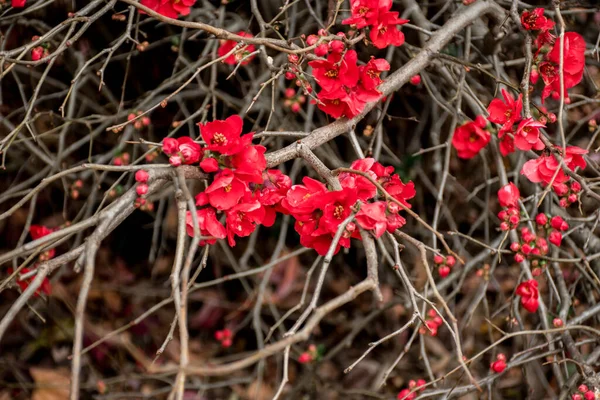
[185, 208, 226, 246]
[487, 89, 522, 133]
[140, 0, 196, 19]
[514, 118, 545, 151]
[516, 279, 539, 313]
[452, 115, 491, 159]
[217, 32, 256, 65]
[12, 0, 26, 7]
[198, 115, 250, 156]
[225, 200, 265, 246]
[162, 137, 202, 166]
[521, 8, 555, 31]
[8, 267, 51, 296]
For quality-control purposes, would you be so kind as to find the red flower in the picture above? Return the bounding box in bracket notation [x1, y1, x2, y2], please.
[198, 115, 251, 156]
[8, 267, 51, 296]
[140, 0, 196, 18]
[486, 89, 522, 132]
[516, 279, 539, 313]
[230, 145, 267, 183]
[355, 201, 388, 238]
[12, 0, 26, 7]
[514, 118, 545, 151]
[561, 145, 587, 171]
[257, 170, 292, 206]
[281, 177, 328, 218]
[498, 129, 515, 156]
[359, 58, 390, 90]
[30, 225, 53, 240]
[369, 11, 408, 49]
[539, 32, 586, 102]
[309, 50, 360, 93]
[316, 85, 380, 119]
[217, 32, 256, 65]
[381, 174, 415, 208]
[162, 137, 202, 165]
[521, 155, 568, 190]
[205, 169, 247, 211]
[550, 215, 568, 231]
[342, 0, 388, 28]
[225, 200, 265, 246]
[185, 208, 227, 245]
[451, 116, 491, 159]
[313, 188, 358, 235]
[521, 8, 554, 31]
[497, 182, 520, 208]
[30, 225, 56, 261]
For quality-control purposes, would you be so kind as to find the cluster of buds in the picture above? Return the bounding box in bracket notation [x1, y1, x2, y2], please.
[510, 226, 549, 264]
[433, 254, 456, 278]
[298, 344, 319, 364]
[419, 309, 443, 337]
[127, 111, 151, 130]
[536, 213, 569, 247]
[397, 379, 426, 400]
[70, 179, 83, 200]
[284, 53, 312, 95]
[537, 106, 557, 125]
[134, 169, 153, 211]
[498, 207, 520, 231]
[30, 36, 50, 61]
[571, 385, 596, 400]
[214, 328, 233, 348]
[113, 152, 130, 166]
[556, 180, 581, 208]
[490, 353, 507, 373]
[283, 88, 306, 113]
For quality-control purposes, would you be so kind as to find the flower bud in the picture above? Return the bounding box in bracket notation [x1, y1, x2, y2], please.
[410, 75, 421, 85]
[135, 169, 149, 183]
[136, 183, 149, 196]
[535, 213, 548, 226]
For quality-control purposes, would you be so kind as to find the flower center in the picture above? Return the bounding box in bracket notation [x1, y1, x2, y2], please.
[331, 99, 340, 105]
[302, 193, 311, 200]
[224, 184, 232, 192]
[379, 26, 387, 34]
[504, 110, 512, 118]
[367, 69, 379, 79]
[325, 69, 338, 78]
[358, 7, 369, 16]
[212, 133, 227, 145]
[469, 133, 478, 143]
[524, 14, 537, 27]
[333, 204, 344, 219]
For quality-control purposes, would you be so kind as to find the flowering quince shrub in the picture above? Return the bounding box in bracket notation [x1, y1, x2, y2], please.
[4, 1, 600, 399]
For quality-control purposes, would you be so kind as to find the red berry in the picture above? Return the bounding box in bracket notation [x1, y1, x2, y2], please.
[445, 255, 456, 267]
[410, 75, 421, 85]
[490, 360, 506, 373]
[433, 255, 444, 264]
[553, 318, 564, 327]
[438, 266, 450, 277]
[298, 352, 312, 364]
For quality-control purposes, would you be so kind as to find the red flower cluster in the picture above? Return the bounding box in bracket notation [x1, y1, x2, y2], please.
[7, 224, 56, 296]
[282, 158, 415, 256]
[397, 379, 426, 400]
[533, 31, 586, 103]
[433, 254, 455, 278]
[418, 309, 443, 337]
[218, 32, 256, 65]
[342, 0, 409, 49]
[309, 51, 387, 118]
[451, 115, 491, 159]
[140, 0, 196, 19]
[134, 169, 151, 209]
[516, 279, 539, 313]
[490, 353, 507, 373]
[497, 183, 520, 231]
[521, 146, 587, 195]
[172, 115, 291, 247]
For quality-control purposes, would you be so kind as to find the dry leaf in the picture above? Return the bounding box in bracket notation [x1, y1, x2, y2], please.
[30, 367, 70, 400]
